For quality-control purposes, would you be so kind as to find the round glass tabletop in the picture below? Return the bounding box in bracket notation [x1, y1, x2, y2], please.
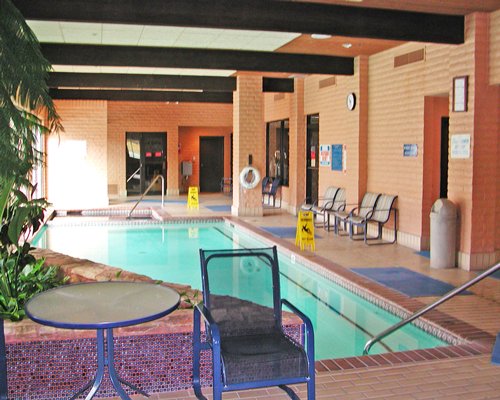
[25, 281, 180, 329]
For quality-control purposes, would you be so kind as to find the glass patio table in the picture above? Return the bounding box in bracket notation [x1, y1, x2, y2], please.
[25, 281, 180, 400]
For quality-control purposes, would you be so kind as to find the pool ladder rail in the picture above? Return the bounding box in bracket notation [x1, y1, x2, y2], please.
[127, 174, 164, 219]
[364, 261, 500, 355]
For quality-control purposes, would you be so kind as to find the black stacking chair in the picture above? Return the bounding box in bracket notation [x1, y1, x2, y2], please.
[262, 178, 281, 207]
[193, 246, 315, 400]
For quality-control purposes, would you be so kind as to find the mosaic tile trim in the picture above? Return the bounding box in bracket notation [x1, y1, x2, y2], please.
[7, 333, 210, 400]
[226, 218, 466, 346]
[7, 326, 301, 399]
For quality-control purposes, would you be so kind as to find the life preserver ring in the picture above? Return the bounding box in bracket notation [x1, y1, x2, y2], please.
[239, 166, 261, 190]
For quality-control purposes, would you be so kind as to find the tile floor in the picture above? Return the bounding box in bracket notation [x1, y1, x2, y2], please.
[107, 194, 500, 399]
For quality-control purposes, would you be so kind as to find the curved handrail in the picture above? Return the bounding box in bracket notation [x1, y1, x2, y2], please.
[363, 262, 500, 355]
[127, 174, 164, 218]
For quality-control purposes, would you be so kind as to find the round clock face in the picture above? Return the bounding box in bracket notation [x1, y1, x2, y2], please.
[347, 93, 356, 111]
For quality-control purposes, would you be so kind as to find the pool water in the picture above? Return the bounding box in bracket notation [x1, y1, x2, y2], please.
[34, 221, 448, 360]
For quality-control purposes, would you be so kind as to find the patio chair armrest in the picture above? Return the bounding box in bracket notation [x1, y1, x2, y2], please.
[194, 303, 222, 347]
[281, 299, 315, 357]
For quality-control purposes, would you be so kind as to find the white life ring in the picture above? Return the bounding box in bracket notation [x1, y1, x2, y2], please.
[239, 166, 261, 190]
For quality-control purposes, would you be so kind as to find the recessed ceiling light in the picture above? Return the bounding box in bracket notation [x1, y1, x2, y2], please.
[342, 43, 353, 48]
[311, 34, 332, 40]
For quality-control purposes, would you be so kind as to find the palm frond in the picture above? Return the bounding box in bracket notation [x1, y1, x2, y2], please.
[0, 0, 62, 184]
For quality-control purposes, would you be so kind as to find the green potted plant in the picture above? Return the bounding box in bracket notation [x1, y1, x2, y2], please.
[1, 0, 64, 398]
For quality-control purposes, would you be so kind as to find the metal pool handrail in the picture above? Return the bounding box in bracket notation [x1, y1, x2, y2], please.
[363, 262, 500, 355]
[127, 174, 164, 218]
[126, 163, 142, 183]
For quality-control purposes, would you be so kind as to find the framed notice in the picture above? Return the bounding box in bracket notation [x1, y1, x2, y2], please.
[450, 134, 471, 159]
[331, 144, 343, 171]
[453, 76, 468, 112]
[403, 144, 418, 157]
[319, 145, 331, 167]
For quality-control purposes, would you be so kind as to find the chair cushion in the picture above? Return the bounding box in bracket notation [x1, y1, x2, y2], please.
[220, 331, 309, 385]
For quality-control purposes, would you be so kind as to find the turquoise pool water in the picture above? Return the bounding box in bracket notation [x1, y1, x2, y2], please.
[34, 221, 448, 360]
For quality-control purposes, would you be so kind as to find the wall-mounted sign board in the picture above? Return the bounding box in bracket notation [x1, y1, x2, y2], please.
[331, 144, 343, 171]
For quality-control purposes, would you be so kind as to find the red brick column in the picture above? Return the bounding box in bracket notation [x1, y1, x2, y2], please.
[448, 13, 499, 269]
[232, 75, 265, 216]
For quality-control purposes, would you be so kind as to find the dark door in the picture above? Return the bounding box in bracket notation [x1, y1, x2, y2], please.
[199, 136, 224, 192]
[439, 117, 450, 198]
[306, 114, 319, 204]
[126, 132, 166, 195]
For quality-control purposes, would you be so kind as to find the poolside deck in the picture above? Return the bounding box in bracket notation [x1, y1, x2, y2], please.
[95, 194, 498, 399]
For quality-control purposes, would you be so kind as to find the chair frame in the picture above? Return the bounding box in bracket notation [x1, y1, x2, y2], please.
[193, 247, 315, 400]
[262, 177, 281, 208]
[301, 186, 340, 228]
[348, 194, 398, 245]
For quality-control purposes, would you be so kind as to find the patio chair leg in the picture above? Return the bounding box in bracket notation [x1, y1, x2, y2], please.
[307, 377, 315, 400]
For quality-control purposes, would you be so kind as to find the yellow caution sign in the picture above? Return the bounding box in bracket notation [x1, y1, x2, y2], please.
[295, 211, 315, 251]
[187, 186, 199, 209]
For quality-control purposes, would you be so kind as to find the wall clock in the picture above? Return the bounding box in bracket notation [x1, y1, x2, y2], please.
[346, 92, 356, 111]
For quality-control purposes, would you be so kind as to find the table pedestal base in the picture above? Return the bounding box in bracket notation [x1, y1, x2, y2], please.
[71, 328, 149, 400]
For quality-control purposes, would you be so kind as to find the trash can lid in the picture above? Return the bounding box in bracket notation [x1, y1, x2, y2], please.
[431, 198, 457, 217]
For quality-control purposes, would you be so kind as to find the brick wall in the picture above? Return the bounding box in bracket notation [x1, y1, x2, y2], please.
[108, 102, 232, 197]
[232, 75, 265, 216]
[490, 10, 500, 85]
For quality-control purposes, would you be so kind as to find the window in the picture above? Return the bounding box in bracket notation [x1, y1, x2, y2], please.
[266, 120, 289, 186]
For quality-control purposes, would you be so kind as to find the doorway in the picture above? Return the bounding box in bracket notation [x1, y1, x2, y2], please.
[440, 117, 450, 198]
[306, 114, 319, 204]
[199, 136, 224, 192]
[126, 132, 166, 195]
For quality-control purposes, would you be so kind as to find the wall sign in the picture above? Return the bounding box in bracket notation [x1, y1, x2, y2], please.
[319, 144, 331, 167]
[331, 144, 343, 171]
[453, 76, 468, 112]
[403, 144, 418, 157]
[451, 134, 471, 159]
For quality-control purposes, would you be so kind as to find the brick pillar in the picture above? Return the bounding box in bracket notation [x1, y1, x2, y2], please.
[288, 77, 305, 213]
[448, 13, 499, 269]
[232, 75, 265, 216]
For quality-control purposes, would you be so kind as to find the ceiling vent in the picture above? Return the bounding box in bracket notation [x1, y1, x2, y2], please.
[319, 76, 337, 89]
[394, 48, 425, 68]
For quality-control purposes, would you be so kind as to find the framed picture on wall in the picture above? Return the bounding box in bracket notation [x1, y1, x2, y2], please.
[453, 76, 468, 112]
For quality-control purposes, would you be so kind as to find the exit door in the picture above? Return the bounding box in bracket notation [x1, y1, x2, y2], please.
[306, 114, 319, 204]
[199, 136, 224, 192]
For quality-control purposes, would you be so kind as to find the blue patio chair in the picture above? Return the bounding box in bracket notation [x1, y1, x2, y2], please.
[262, 178, 281, 207]
[301, 186, 339, 227]
[193, 246, 315, 400]
[347, 193, 398, 244]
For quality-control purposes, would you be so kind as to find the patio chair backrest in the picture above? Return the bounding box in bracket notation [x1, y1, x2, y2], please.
[358, 192, 380, 218]
[332, 188, 346, 211]
[199, 247, 281, 338]
[261, 176, 270, 193]
[269, 178, 281, 195]
[371, 194, 397, 223]
[318, 186, 339, 209]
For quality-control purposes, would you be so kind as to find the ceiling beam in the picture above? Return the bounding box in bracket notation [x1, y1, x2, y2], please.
[263, 78, 294, 93]
[14, 0, 464, 44]
[41, 44, 354, 75]
[48, 73, 295, 93]
[48, 73, 237, 91]
[49, 89, 234, 103]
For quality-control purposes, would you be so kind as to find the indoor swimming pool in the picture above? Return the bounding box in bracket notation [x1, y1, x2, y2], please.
[33, 220, 448, 360]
